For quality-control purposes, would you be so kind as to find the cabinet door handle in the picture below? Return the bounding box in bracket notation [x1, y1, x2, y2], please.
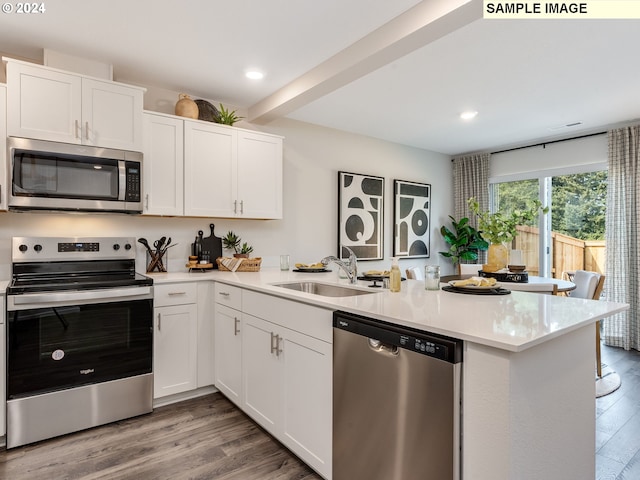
[157, 312, 162, 330]
[85, 121, 90, 140]
[240, 200, 244, 214]
[75, 120, 80, 139]
[145, 194, 149, 210]
[271, 333, 283, 357]
[234, 317, 240, 336]
[233, 200, 237, 214]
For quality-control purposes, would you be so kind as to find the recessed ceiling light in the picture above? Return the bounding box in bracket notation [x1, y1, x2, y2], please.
[460, 111, 478, 121]
[245, 70, 264, 80]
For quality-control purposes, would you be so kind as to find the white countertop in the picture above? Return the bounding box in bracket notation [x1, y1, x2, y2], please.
[149, 268, 628, 352]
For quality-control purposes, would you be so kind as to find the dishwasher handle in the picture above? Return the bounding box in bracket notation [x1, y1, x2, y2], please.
[368, 338, 399, 356]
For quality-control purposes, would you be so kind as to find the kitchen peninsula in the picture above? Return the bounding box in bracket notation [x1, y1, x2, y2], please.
[149, 268, 628, 480]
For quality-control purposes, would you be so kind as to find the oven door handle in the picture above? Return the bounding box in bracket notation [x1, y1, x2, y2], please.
[10, 286, 153, 307]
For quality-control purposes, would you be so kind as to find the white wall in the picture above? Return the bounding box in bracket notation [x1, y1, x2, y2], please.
[0, 88, 454, 277]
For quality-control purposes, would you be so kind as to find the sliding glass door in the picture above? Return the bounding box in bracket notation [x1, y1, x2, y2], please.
[490, 179, 544, 275]
[490, 169, 606, 278]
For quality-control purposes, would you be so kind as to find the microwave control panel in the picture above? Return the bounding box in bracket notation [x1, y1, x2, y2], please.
[125, 161, 141, 202]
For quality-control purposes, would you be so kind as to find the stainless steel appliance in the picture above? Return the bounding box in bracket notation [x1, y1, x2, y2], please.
[8, 137, 143, 213]
[6, 236, 154, 449]
[333, 311, 463, 480]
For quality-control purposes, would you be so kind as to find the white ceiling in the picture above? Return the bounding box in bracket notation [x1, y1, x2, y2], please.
[1, 0, 639, 155]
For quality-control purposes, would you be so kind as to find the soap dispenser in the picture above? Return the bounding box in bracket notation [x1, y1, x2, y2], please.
[390, 257, 401, 292]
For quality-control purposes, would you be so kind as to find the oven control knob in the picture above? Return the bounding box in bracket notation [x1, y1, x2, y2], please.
[124, 243, 132, 250]
[18, 244, 28, 252]
[34, 244, 43, 252]
[113, 243, 121, 251]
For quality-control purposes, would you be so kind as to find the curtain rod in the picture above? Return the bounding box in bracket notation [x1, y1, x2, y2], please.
[490, 131, 606, 155]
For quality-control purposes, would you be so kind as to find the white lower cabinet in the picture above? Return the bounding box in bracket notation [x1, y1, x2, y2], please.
[242, 312, 333, 479]
[1, 295, 5, 436]
[213, 283, 243, 405]
[0, 84, 6, 210]
[240, 289, 333, 479]
[153, 283, 198, 399]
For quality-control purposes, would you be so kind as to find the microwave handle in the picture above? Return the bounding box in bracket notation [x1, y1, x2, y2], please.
[118, 160, 126, 201]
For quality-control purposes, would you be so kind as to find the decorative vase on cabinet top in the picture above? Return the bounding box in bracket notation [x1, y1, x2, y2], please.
[175, 93, 199, 119]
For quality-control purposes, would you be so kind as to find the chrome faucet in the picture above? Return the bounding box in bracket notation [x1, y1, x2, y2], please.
[321, 246, 358, 284]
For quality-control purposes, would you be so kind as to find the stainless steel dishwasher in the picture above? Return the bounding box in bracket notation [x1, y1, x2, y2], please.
[333, 311, 463, 480]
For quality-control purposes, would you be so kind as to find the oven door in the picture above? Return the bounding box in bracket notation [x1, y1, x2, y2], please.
[7, 287, 153, 400]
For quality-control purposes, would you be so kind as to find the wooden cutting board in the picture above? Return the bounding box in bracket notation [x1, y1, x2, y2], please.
[200, 223, 223, 269]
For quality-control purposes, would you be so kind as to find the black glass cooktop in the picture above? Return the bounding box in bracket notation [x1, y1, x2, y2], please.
[8, 260, 153, 295]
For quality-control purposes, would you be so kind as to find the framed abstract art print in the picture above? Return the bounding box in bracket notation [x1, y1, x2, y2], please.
[393, 179, 431, 258]
[338, 171, 384, 261]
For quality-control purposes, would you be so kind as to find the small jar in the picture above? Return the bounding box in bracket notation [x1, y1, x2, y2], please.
[424, 265, 441, 290]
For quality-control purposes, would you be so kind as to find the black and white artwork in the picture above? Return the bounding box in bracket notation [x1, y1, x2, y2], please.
[338, 171, 384, 261]
[393, 179, 431, 258]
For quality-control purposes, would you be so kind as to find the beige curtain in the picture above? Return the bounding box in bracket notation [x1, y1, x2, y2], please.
[452, 153, 490, 265]
[604, 125, 640, 350]
[452, 153, 490, 223]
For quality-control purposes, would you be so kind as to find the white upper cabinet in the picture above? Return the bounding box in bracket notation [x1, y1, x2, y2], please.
[237, 130, 283, 219]
[184, 119, 283, 219]
[81, 77, 143, 150]
[0, 84, 6, 211]
[143, 112, 184, 215]
[184, 120, 236, 218]
[5, 59, 144, 151]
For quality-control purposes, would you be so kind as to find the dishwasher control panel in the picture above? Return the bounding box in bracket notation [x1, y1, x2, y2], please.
[399, 335, 448, 360]
[334, 311, 463, 364]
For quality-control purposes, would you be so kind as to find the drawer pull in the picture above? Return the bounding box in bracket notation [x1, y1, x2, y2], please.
[167, 292, 187, 296]
[218, 292, 230, 297]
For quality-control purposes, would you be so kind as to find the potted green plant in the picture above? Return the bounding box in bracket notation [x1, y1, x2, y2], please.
[222, 231, 253, 258]
[216, 103, 244, 126]
[439, 216, 488, 274]
[238, 242, 254, 258]
[468, 197, 548, 269]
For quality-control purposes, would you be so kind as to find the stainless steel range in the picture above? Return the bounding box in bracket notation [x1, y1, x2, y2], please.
[6, 237, 154, 449]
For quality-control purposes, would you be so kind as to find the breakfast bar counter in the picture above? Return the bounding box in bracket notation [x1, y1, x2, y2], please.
[150, 268, 626, 352]
[149, 268, 628, 480]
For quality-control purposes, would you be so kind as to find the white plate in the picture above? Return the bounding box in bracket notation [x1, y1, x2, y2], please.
[448, 280, 502, 290]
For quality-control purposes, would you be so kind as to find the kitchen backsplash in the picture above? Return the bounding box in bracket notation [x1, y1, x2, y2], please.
[0, 212, 285, 279]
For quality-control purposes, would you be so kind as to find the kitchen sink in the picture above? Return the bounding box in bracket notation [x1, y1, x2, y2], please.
[271, 281, 377, 297]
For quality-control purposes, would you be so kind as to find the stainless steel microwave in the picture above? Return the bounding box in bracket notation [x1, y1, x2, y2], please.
[8, 137, 143, 213]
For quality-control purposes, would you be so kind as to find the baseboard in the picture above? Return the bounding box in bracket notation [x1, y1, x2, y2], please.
[153, 385, 218, 408]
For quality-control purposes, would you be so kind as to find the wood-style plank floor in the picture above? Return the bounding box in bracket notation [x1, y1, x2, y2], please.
[0, 393, 321, 480]
[597, 343, 640, 480]
[2, 343, 639, 480]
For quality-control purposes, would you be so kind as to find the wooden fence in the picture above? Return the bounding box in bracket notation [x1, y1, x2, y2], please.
[513, 226, 605, 278]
